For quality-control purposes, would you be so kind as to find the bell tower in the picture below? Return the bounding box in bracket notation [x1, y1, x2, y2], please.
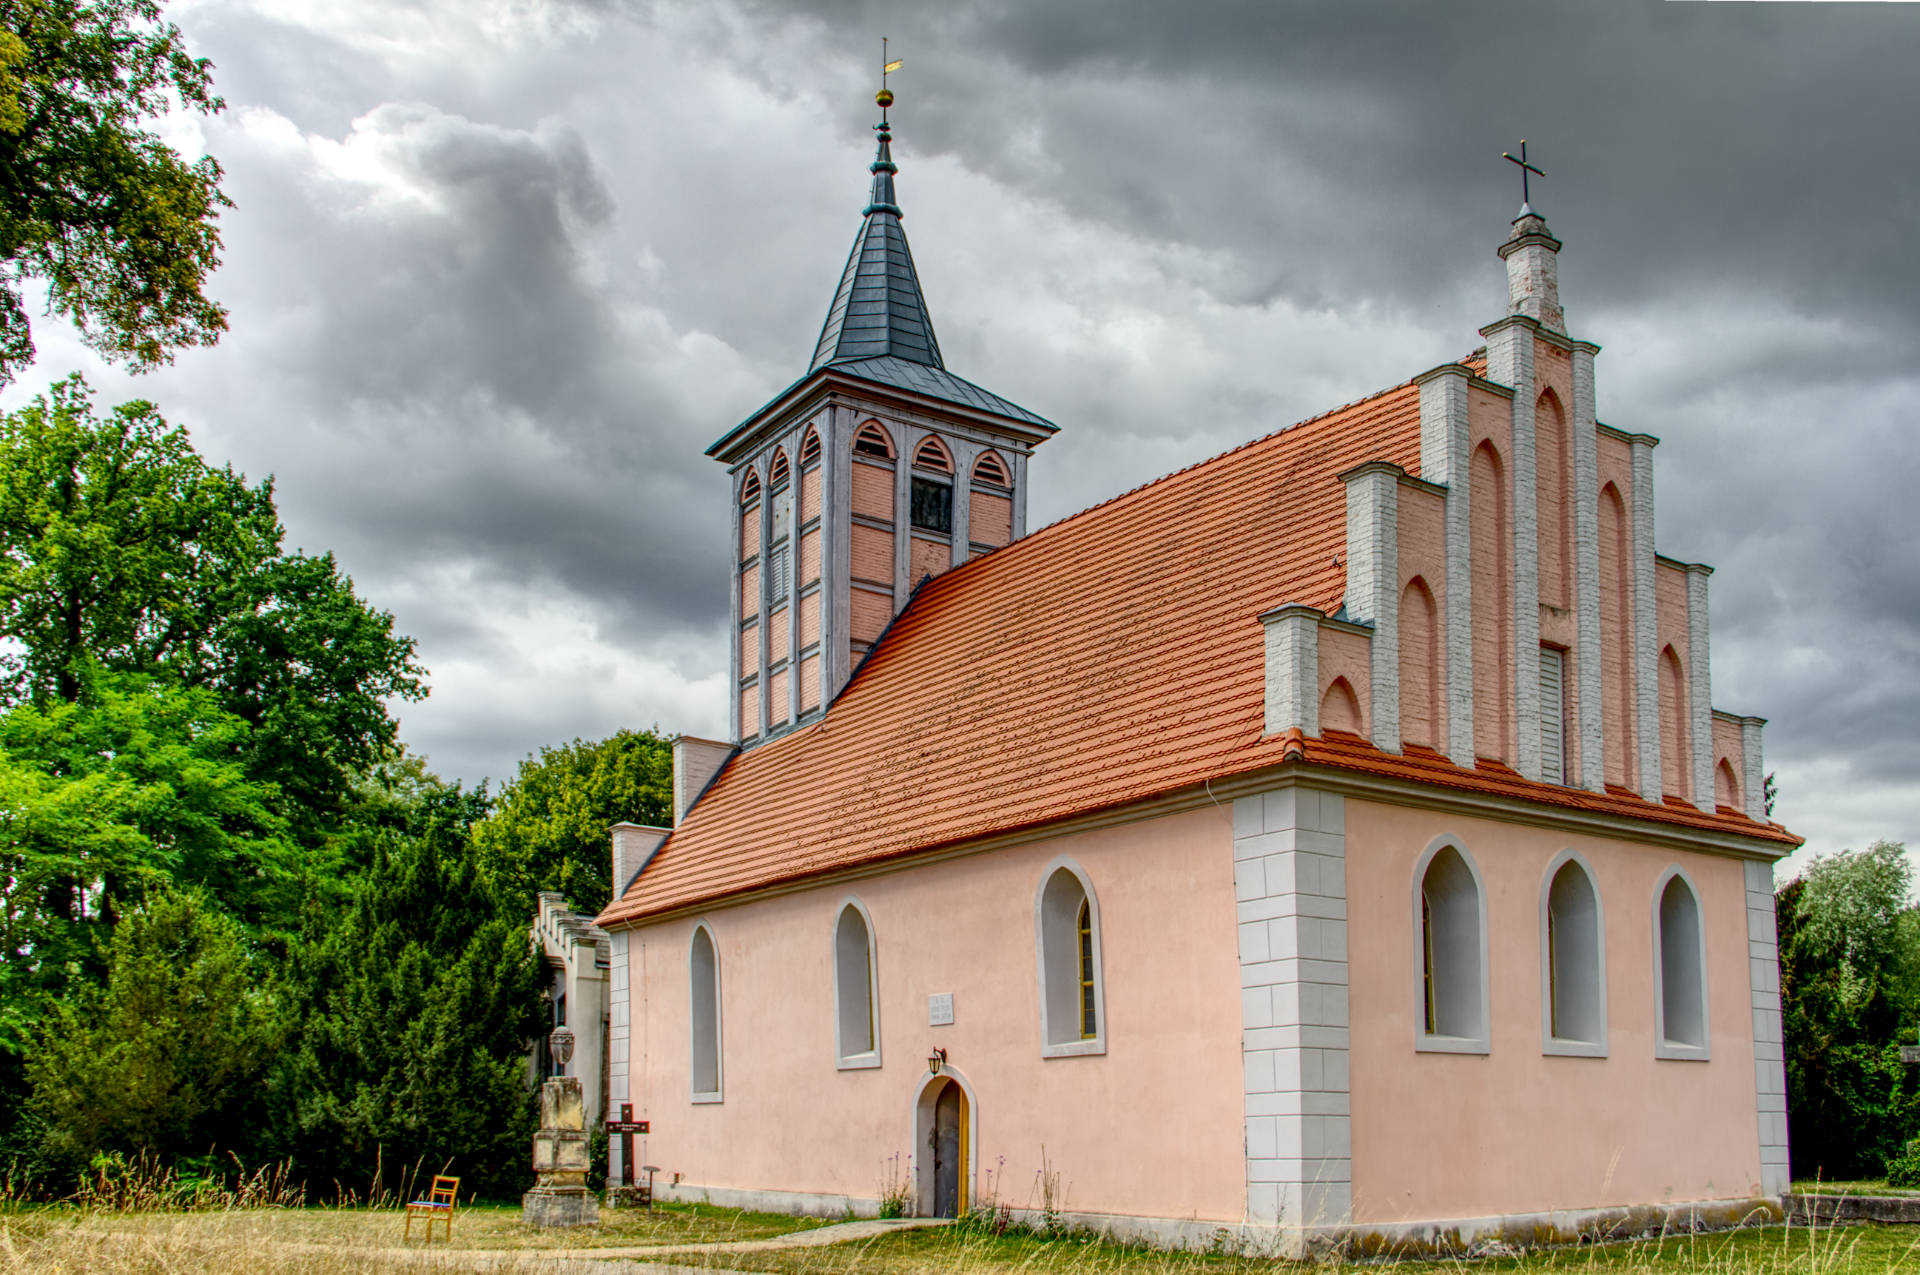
[708, 82, 1056, 748]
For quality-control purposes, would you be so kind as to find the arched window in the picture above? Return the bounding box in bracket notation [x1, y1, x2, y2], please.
[769, 448, 790, 493]
[972, 450, 1010, 488]
[739, 469, 761, 506]
[1541, 853, 1606, 1054]
[1414, 840, 1488, 1052]
[1470, 440, 1510, 761]
[1035, 860, 1105, 1056]
[689, 923, 723, 1100]
[799, 427, 822, 468]
[912, 435, 954, 473]
[853, 420, 895, 459]
[1654, 870, 1709, 1059]
[766, 449, 792, 604]
[834, 900, 880, 1069]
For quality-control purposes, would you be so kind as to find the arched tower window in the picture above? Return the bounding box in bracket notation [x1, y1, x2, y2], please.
[1654, 870, 1709, 1059]
[1415, 840, 1488, 1052]
[1541, 853, 1606, 1053]
[1035, 860, 1105, 1056]
[739, 469, 761, 507]
[910, 435, 954, 535]
[766, 448, 792, 605]
[972, 450, 1010, 488]
[1536, 388, 1570, 609]
[853, 420, 895, 459]
[834, 901, 880, 1068]
[689, 923, 723, 1100]
[799, 426, 822, 468]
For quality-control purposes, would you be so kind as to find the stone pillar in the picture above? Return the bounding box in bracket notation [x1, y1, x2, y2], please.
[1261, 606, 1322, 738]
[1233, 787, 1350, 1243]
[1685, 564, 1715, 812]
[1570, 343, 1606, 792]
[1628, 435, 1662, 799]
[1745, 860, 1790, 1197]
[1341, 463, 1400, 753]
[524, 1075, 599, 1227]
[1416, 365, 1476, 769]
[1740, 717, 1768, 823]
[1498, 212, 1564, 331]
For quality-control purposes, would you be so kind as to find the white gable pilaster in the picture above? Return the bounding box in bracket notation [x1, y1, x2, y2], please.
[1570, 343, 1606, 792]
[1686, 565, 1715, 812]
[1484, 320, 1543, 780]
[1740, 717, 1768, 824]
[1629, 436, 1662, 798]
[1415, 366, 1476, 768]
[1341, 463, 1400, 753]
[1261, 606, 1321, 737]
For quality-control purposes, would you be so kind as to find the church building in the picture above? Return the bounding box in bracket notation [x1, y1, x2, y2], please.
[593, 91, 1799, 1254]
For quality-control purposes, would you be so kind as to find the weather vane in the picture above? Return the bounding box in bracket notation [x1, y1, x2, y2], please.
[878, 37, 902, 121]
[1503, 139, 1544, 210]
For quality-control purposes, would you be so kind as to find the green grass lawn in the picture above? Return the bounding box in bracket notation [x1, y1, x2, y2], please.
[1790, 1180, 1920, 1198]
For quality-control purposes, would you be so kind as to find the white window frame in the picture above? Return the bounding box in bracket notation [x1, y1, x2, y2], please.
[832, 897, 882, 1071]
[1539, 850, 1609, 1057]
[1411, 836, 1491, 1055]
[1652, 867, 1712, 1061]
[689, 921, 724, 1102]
[1033, 856, 1106, 1058]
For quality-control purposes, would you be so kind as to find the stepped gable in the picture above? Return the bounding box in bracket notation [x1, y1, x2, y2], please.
[602, 361, 1792, 927]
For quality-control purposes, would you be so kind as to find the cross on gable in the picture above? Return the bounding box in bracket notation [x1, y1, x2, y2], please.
[1503, 139, 1545, 208]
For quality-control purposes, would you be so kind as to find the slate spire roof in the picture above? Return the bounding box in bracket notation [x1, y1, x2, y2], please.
[809, 116, 944, 371]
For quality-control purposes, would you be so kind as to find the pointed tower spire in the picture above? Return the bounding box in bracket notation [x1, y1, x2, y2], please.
[808, 78, 943, 372]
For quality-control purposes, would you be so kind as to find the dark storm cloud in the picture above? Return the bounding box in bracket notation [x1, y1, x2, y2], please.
[9, 0, 1906, 852]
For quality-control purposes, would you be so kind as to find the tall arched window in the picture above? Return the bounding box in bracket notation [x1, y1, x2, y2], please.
[1654, 870, 1710, 1059]
[1659, 645, 1689, 800]
[834, 900, 880, 1069]
[1541, 853, 1606, 1055]
[1400, 576, 1439, 750]
[1414, 840, 1488, 1052]
[1470, 440, 1510, 762]
[799, 426, 822, 468]
[1035, 860, 1105, 1056]
[689, 923, 723, 1100]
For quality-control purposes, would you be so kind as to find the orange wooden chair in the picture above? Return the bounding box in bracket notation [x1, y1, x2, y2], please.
[403, 1175, 460, 1243]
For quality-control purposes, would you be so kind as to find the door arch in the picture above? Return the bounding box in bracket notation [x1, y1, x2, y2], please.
[911, 1067, 976, 1217]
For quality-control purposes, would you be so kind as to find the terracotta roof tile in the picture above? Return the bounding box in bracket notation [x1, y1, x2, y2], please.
[599, 372, 1795, 927]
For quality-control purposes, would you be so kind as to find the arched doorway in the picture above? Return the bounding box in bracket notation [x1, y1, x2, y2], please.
[911, 1069, 974, 1217]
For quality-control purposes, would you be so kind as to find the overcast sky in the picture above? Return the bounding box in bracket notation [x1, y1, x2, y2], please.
[8, 0, 1917, 876]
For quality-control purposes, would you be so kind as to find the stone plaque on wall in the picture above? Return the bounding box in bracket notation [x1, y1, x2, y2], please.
[928, 993, 954, 1026]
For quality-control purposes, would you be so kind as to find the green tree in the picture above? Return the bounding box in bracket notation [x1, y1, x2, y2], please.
[1779, 841, 1920, 1179]
[0, 0, 229, 383]
[470, 729, 672, 918]
[26, 888, 281, 1178]
[0, 375, 425, 818]
[270, 767, 542, 1200]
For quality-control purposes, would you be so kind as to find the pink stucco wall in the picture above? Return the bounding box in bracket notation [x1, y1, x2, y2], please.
[1344, 798, 1763, 1225]
[620, 805, 1248, 1223]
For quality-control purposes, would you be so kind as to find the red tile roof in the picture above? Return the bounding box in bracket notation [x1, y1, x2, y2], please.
[600, 373, 1795, 927]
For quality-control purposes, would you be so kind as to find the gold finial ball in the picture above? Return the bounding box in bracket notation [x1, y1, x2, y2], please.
[875, 88, 894, 109]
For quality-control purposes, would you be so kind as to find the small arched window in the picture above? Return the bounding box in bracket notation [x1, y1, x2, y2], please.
[853, 420, 895, 459]
[1541, 854, 1606, 1054]
[769, 448, 791, 493]
[799, 427, 821, 468]
[1654, 870, 1710, 1059]
[834, 901, 880, 1069]
[912, 435, 954, 473]
[689, 923, 723, 1101]
[1415, 840, 1488, 1052]
[972, 450, 1010, 488]
[1035, 860, 1105, 1056]
[1320, 676, 1362, 735]
[739, 469, 761, 506]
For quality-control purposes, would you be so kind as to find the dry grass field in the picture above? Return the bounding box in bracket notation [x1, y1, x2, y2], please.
[2, 1201, 1918, 1275]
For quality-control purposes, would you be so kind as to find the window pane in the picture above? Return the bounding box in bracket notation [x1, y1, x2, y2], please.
[911, 478, 953, 534]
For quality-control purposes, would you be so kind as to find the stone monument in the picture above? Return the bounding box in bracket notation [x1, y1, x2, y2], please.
[522, 1028, 598, 1228]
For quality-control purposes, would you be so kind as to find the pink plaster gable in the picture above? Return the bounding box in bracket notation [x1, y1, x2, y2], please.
[1318, 625, 1373, 738]
[1343, 798, 1762, 1225]
[620, 805, 1247, 1224]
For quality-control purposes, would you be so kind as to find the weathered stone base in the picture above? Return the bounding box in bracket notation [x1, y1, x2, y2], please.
[523, 1186, 599, 1228]
[655, 1180, 1786, 1258]
[606, 1185, 652, 1209]
[1789, 1194, 1920, 1225]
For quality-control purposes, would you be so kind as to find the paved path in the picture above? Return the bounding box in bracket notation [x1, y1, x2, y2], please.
[272, 1216, 953, 1272]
